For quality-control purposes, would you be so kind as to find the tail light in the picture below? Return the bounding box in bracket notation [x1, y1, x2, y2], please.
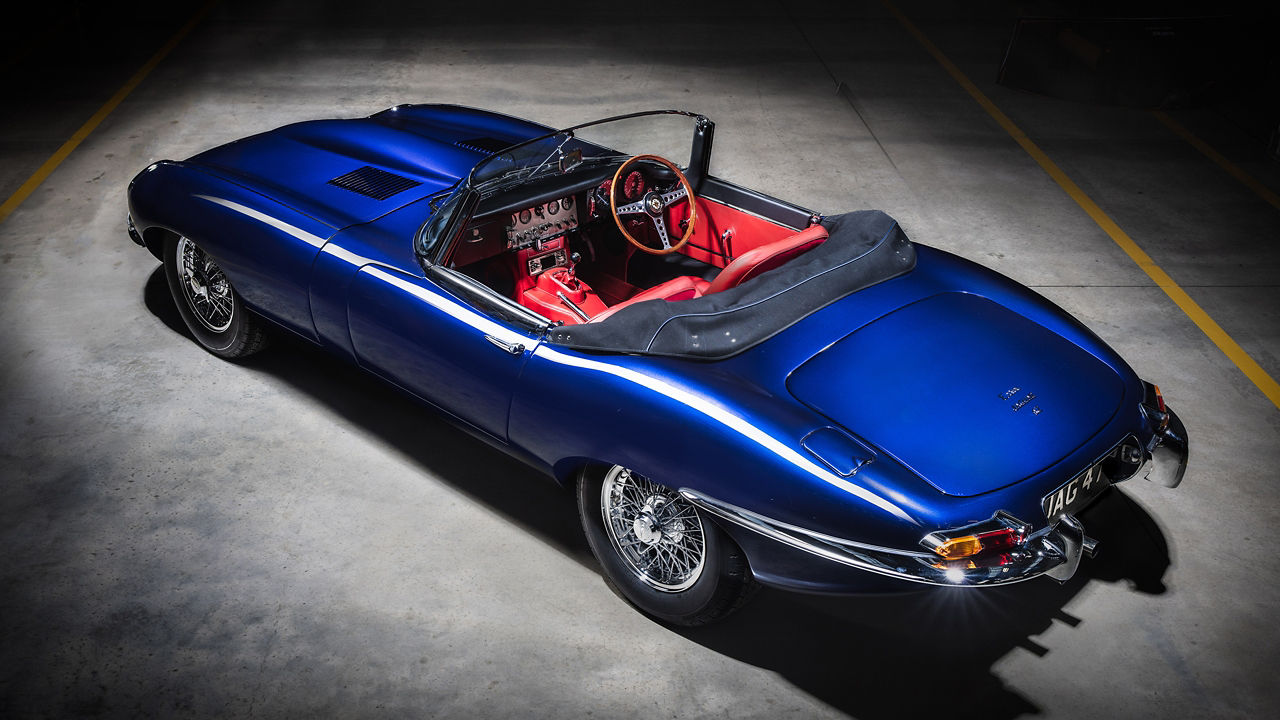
[1142, 381, 1169, 432]
[921, 512, 1031, 567]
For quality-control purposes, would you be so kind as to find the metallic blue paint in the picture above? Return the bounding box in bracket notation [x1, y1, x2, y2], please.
[130, 162, 333, 339]
[787, 292, 1125, 497]
[190, 104, 552, 229]
[349, 265, 541, 441]
[127, 105, 1184, 595]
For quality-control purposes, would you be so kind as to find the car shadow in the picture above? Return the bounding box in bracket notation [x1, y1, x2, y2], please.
[674, 486, 1171, 719]
[145, 267, 594, 564]
[144, 267, 1173, 718]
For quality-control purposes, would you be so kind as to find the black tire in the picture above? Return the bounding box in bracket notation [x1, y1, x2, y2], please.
[163, 233, 267, 359]
[577, 464, 757, 626]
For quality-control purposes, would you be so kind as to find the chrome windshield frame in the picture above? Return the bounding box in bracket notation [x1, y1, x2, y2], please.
[416, 109, 714, 269]
[463, 109, 709, 194]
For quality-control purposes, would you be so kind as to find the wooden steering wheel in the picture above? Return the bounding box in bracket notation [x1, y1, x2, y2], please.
[609, 154, 698, 255]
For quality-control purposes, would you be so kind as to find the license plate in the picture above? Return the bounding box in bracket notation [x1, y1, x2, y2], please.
[1042, 461, 1109, 521]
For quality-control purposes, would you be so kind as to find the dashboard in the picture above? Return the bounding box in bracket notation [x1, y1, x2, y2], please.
[449, 193, 587, 274]
[506, 196, 579, 250]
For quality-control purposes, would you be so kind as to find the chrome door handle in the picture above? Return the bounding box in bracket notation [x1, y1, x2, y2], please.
[484, 334, 526, 356]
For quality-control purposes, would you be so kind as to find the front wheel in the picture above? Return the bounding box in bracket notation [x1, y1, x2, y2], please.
[163, 233, 267, 359]
[577, 465, 757, 625]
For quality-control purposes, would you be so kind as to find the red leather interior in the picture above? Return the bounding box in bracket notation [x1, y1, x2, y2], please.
[666, 197, 797, 269]
[505, 197, 820, 326]
[585, 223, 825, 324]
[510, 239, 565, 298]
[705, 225, 828, 294]
[588, 275, 711, 323]
[518, 266, 608, 326]
[521, 285, 609, 326]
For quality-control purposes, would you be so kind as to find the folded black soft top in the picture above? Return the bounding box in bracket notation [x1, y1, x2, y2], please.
[547, 210, 917, 359]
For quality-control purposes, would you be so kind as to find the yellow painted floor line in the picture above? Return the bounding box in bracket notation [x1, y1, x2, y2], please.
[0, 1, 219, 226]
[1152, 110, 1280, 212]
[880, 0, 1280, 411]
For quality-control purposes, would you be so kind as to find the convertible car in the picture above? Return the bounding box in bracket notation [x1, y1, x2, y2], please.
[127, 106, 1188, 625]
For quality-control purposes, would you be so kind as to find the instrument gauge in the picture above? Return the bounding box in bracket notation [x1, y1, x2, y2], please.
[561, 196, 573, 210]
[548, 199, 560, 216]
[518, 209, 531, 224]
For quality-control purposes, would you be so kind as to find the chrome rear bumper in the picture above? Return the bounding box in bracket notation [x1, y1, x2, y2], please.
[683, 400, 1186, 590]
[681, 489, 1095, 588]
[1145, 407, 1189, 488]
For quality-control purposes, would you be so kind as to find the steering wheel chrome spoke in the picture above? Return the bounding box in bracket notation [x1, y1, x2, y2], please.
[651, 214, 673, 250]
[658, 185, 687, 205]
[609, 154, 698, 255]
[615, 199, 648, 215]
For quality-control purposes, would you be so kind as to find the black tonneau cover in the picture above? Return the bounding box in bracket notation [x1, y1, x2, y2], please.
[547, 210, 917, 359]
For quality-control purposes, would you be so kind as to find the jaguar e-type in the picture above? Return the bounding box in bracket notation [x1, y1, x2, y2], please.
[127, 106, 1188, 625]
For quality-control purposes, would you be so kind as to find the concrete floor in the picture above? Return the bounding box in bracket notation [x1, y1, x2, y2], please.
[2, 1, 1278, 717]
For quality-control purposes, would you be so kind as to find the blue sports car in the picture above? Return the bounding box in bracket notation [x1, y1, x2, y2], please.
[127, 106, 1188, 625]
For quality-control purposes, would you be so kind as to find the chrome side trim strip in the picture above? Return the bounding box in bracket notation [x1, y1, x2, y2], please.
[680, 489, 1072, 587]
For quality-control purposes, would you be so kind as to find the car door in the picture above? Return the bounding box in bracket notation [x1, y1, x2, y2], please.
[345, 263, 545, 442]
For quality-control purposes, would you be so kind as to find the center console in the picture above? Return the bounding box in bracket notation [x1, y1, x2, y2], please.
[504, 195, 606, 325]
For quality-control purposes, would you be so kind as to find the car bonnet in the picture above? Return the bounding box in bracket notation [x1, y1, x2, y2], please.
[187, 105, 550, 230]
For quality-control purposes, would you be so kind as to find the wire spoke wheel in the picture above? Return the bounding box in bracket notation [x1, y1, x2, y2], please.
[600, 466, 706, 592]
[176, 235, 234, 333]
[163, 232, 266, 359]
[578, 464, 758, 624]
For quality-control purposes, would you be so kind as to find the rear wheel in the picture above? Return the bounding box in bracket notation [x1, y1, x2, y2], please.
[163, 233, 267, 359]
[577, 464, 757, 625]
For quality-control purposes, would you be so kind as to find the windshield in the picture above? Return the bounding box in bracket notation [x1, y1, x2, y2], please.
[467, 110, 703, 192]
[419, 110, 710, 260]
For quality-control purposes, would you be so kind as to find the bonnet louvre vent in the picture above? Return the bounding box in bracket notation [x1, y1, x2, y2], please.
[328, 166, 421, 201]
[455, 136, 512, 154]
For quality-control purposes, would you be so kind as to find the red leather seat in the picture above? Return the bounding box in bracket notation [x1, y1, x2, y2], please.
[588, 275, 710, 323]
[587, 225, 827, 323]
[705, 224, 828, 294]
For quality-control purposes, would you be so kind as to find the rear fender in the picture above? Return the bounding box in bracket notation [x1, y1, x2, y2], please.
[510, 345, 931, 551]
